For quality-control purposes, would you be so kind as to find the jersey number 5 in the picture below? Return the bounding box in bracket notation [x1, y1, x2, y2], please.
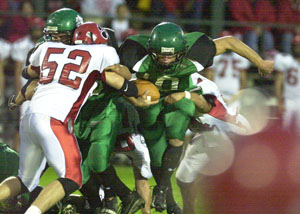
[40, 48, 91, 89]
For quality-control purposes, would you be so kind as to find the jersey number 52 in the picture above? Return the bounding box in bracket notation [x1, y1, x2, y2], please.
[40, 48, 91, 89]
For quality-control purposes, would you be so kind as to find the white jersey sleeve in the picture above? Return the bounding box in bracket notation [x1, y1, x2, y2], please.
[29, 42, 44, 67]
[11, 36, 34, 63]
[99, 45, 120, 71]
[0, 38, 11, 60]
[274, 53, 294, 73]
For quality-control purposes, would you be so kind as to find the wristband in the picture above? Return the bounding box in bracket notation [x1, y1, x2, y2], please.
[185, 91, 191, 99]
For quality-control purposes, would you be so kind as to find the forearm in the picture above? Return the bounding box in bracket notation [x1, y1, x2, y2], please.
[214, 36, 264, 68]
[190, 92, 212, 113]
[17, 78, 38, 105]
[104, 71, 138, 97]
[104, 64, 132, 80]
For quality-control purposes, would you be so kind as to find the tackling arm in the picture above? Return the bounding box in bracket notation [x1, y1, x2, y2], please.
[213, 36, 274, 75]
[103, 64, 132, 80]
[164, 92, 212, 113]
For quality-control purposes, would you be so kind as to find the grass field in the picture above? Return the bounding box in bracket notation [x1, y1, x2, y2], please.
[39, 165, 183, 214]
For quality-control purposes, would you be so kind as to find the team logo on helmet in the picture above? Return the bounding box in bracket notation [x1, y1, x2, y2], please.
[161, 47, 175, 54]
[75, 15, 83, 27]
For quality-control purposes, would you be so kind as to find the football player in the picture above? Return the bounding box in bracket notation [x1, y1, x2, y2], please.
[274, 35, 300, 135]
[72, 22, 154, 214]
[174, 73, 250, 214]
[119, 22, 274, 213]
[0, 8, 142, 214]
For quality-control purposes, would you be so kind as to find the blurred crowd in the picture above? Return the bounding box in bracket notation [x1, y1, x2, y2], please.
[0, 0, 300, 149]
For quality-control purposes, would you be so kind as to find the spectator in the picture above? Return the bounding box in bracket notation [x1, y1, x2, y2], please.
[7, 1, 35, 43]
[111, 3, 131, 46]
[0, 39, 11, 107]
[275, 0, 300, 53]
[45, 0, 65, 13]
[11, 17, 45, 106]
[81, 0, 124, 19]
[120, 28, 139, 43]
[229, 0, 276, 52]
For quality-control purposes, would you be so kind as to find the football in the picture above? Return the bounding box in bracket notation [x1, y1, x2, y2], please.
[133, 79, 160, 101]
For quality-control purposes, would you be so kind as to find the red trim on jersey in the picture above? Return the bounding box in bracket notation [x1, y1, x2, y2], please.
[208, 96, 237, 123]
[50, 118, 82, 187]
[30, 65, 41, 75]
[100, 71, 106, 83]
[65, 70, 101, 123]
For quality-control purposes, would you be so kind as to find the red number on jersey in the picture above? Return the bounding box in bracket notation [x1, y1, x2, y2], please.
[287, 68, 298, 85]
[218, 58, 242, 77]
[40, 48, 65, 84]
[40, 48, 91, 89]
[59, 50, 91, 89]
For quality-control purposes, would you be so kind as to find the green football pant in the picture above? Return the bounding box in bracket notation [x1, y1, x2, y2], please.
[139, 98, 195, 166]
[80, 105, 121, 185]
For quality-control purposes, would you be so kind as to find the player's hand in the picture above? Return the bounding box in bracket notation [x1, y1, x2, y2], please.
[258, 60, 274, 76]
[130, 90, 159, 107]
[8, 95, 18, 111]
[164, 92, 185, 104]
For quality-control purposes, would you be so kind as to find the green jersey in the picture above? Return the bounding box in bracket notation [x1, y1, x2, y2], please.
[119, 32, 216, 96]
[0, 143, 19, 182]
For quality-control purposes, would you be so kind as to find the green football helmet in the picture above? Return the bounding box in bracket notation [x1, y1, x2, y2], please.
[147, 22, 187, 68]
[44, 8, 83, 44]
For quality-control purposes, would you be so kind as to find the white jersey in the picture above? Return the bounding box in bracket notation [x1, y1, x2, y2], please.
[177, 76, 250, 182]
[28, 42, 119, 122]
[210, 53, 250, 99]
[190, 72, 250, 134]
[11, 36, 35, 64]
[274, 53, 300, 101]
[0, 38, 11, 60]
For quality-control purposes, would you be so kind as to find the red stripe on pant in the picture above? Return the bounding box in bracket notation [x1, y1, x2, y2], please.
[50, 118, 82, 187]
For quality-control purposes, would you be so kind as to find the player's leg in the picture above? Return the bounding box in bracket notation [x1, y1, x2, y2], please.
[84, 111, 133, 198]
[176, 135, 210, 214]
[153, 98, 195, 212]
[133, 167, 151, 214]
[138, 99, 163, 128]
[123, 133, 152, 214]
[0, 114, 49, 214]
[26, 115, 82, 213]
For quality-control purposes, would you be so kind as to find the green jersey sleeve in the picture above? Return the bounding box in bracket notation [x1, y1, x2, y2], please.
[118, 35, 149, 71]
[185, 32, 217, 68]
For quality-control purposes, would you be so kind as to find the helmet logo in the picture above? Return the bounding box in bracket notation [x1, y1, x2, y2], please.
[46, 26, 58, 31]
[75, 15, 83, 27]
[161, 47, 174, 54]
[86, 32, 98, 42]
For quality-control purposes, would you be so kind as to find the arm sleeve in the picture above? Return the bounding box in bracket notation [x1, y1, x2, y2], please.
[29, 43, 43, 67]
[101, 46, 120, 72]
[118, 39, 148, 71]
[186, 34, 216, 68]
[274, 53, 293, 73]
[0, 39, 11, 60]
